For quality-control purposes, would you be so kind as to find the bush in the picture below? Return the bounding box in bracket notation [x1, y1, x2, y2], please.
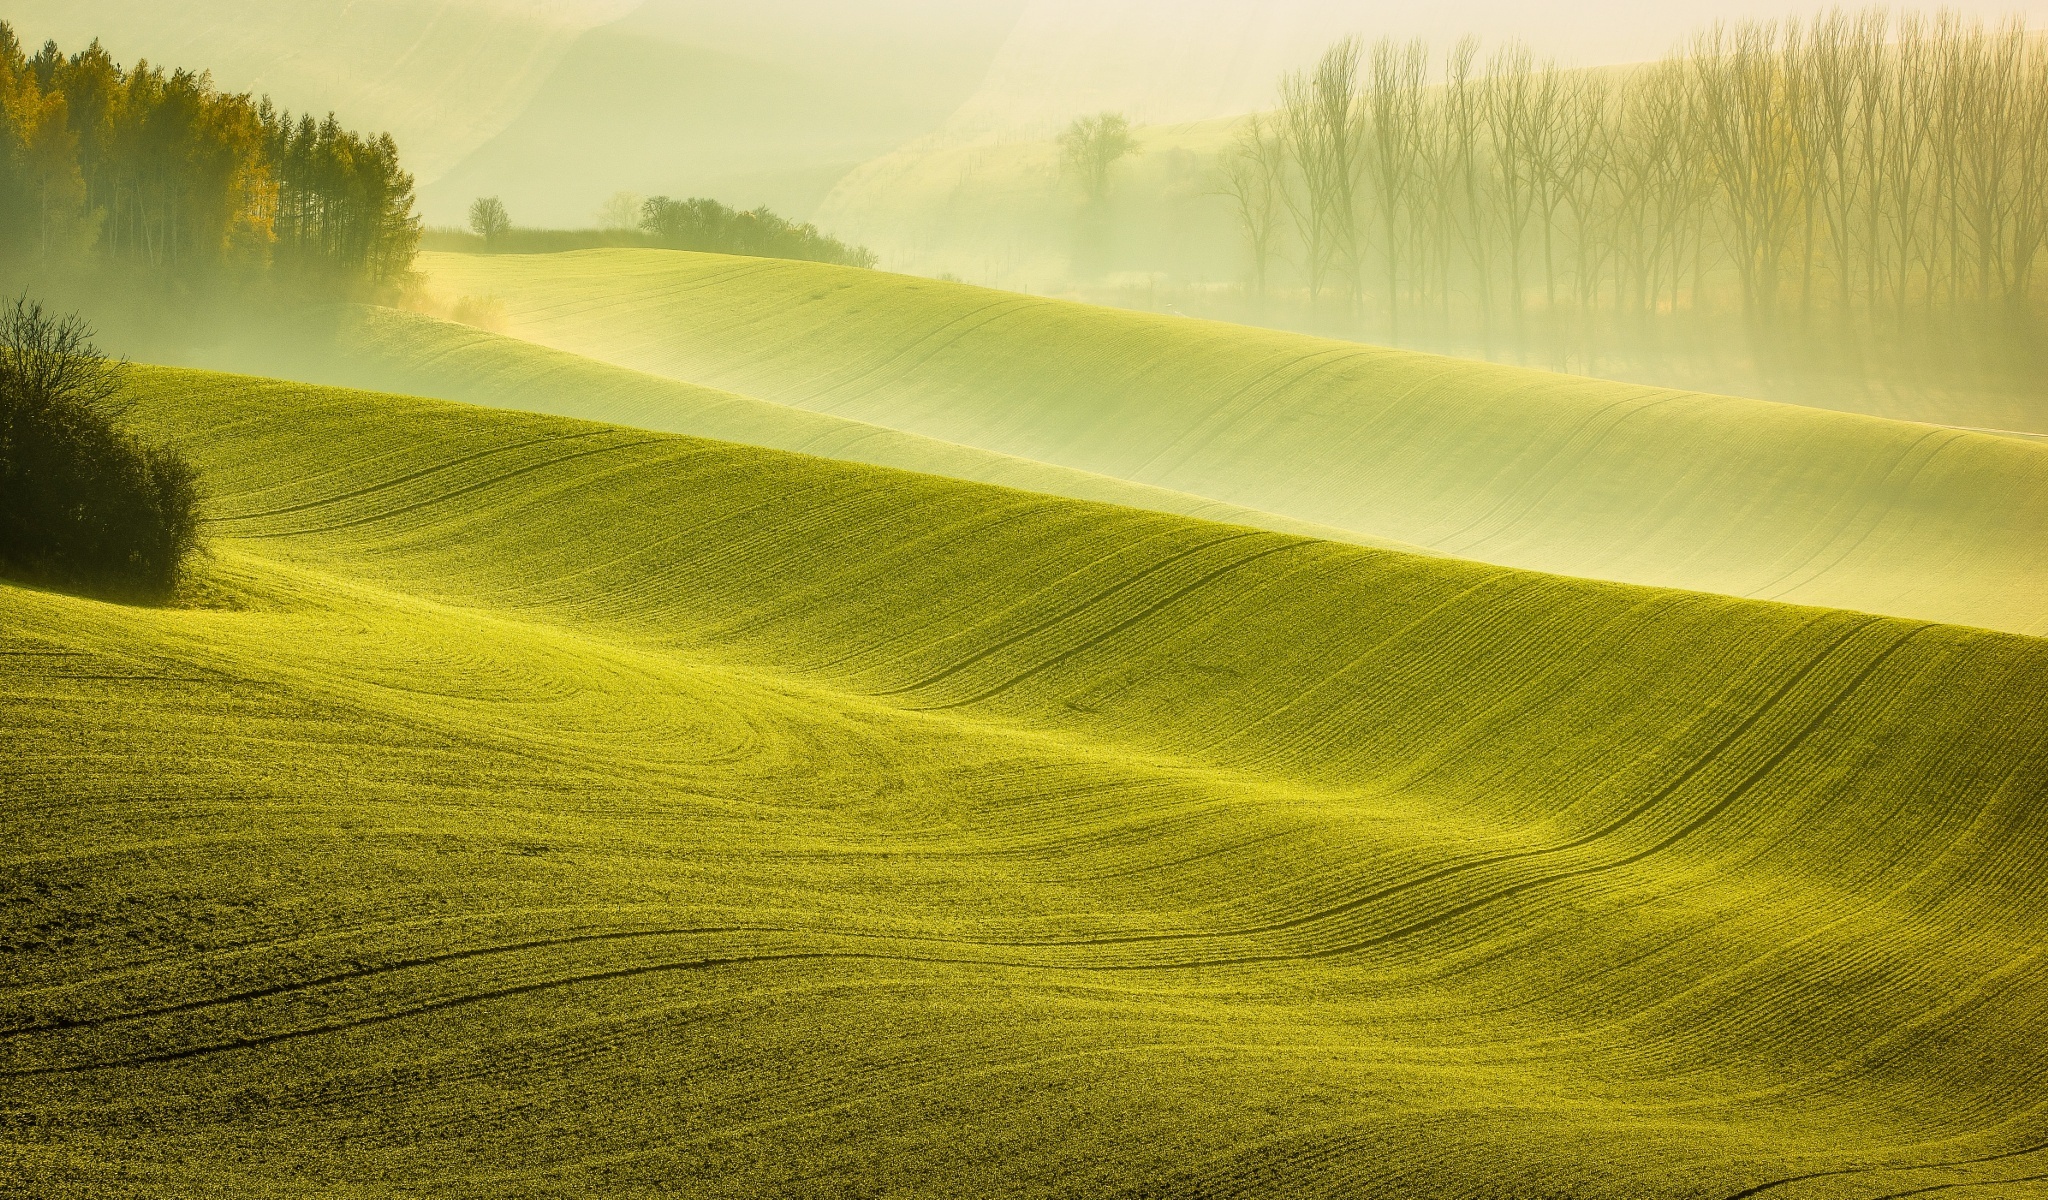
[640, 197, 878, 268]
[0, 298, 200, 597]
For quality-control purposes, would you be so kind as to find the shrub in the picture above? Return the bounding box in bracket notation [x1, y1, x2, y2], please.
[639, 197, 878, 268]
[0, 298, 201, 597]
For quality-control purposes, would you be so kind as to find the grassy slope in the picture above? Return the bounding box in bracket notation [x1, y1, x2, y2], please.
[305, 306, 1402, 550]
[5, 367, 2048, 1198]
[813, 114, 2048, 437]
[417, 249, 2048, 637]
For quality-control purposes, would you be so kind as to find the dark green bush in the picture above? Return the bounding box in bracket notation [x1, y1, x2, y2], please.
[0, 298, 200, 597]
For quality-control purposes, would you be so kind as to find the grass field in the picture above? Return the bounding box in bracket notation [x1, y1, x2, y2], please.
[415, 249, 2048, 637]
[302, 306, 1409, 550]
[5, 366, 2048, 1197]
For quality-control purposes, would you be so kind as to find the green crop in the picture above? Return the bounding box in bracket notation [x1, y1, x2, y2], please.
[5, 366, 2045, 1198]
[322, 306, 1411, 552]
[415, 249, 2048, 636]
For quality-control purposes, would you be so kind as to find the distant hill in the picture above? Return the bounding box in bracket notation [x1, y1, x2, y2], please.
[264, 304, 1406, 550]
[414, 249, 2048, 637]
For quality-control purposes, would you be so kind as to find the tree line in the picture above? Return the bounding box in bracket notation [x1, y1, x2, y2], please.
[0, 23, 419, 295]
[435, 193, 878, 269]
[638, 196, 876, 267]
[1220, 9, 2048, 344]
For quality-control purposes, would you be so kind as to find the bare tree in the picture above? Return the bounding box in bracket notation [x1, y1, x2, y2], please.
[1281, 38, 1364, 308]
[1219, 113, 1288, 304]
[1877, 15, 1934, 320]
[1059, 112, 1139, 207]
[468, 196, 511, 247]
[2009, 33, 2048, 308]
[1692, 22, 1803, 321]
[1522, 61, 1579, 316]
[1361, 38, 1429, 337]
[1234, 8, 2045, 351]
[1441, 37, 1495, 335]
[596, 191, 643, 233]
[1558, 72, 1618, 321]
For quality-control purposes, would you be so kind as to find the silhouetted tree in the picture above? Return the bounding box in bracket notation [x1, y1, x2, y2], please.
[0, 296, 198, 596]
[1280, 39, 1363, 306]
[468, 196, 510, 247]
[1060, 112, 1138, 207]
[1218, 113, 1287, 302]
[1251, 8, 2048, 342]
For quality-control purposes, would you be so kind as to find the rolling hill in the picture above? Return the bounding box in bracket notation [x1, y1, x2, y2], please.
[263, 305, 1401, 549]
[413, 249, 2048, 637]
[4, 366, 2047, 1197]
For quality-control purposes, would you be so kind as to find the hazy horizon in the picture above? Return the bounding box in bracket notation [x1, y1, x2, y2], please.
[12, 0, 2048, 225]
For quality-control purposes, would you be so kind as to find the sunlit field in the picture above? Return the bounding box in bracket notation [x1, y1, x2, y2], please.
[5, 3, 2048, 1197]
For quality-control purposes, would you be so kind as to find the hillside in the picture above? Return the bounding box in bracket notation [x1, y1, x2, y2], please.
[261, 306, 1398, 549]
[415, 249, 2048, 636]
[5, 367, 2047, 1197]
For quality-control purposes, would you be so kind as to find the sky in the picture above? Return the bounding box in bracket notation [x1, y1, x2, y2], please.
[1255, 0, 2048, 64]
[10, 0, 2048, 220]
[952, 0, 2048, 133]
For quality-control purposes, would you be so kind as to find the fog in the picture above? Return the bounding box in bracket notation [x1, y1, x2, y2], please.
[14, 0, 2048, 224]
[8, 0, 2047, 431]
[951, 0, 2048, 133]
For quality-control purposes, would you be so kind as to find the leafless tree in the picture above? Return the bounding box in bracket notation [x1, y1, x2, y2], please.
[1219, 113, 1289, 303]
[1361, 38, 1429, 336]
[1280, 39, 1364, 308]
[1060, 112, 1139, 208]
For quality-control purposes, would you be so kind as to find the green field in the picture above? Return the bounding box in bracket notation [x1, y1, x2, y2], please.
[303, 306, 1412, 550]
[6, 367, 2047, 1197]
[414, 249, 2048, 637]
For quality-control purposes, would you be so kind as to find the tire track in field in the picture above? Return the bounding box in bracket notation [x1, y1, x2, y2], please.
[1109, 624, 1929, 971]
[0, 947, 1075, 1075]
[789, 297, 1038, 414]
[1116, 346, 1382, 485]
[1431, 388, 1676, 557]
[1719, 1137, 2048, 1200]
[790, 506, 1186, 679]
[864, 530, 1263, 698]
[997, 617, 1876, 950]
[0, 623, 1962, 1079]
[805, 300, 1043, 419]
[207, 431, 605, 523]
[237, 438, 678, 540]
[0, 925, 766, 1040]
[908, 538, 1317, 711]
[1867, 1171, 2048, 1198]
[1747, 430, 1963, 604]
